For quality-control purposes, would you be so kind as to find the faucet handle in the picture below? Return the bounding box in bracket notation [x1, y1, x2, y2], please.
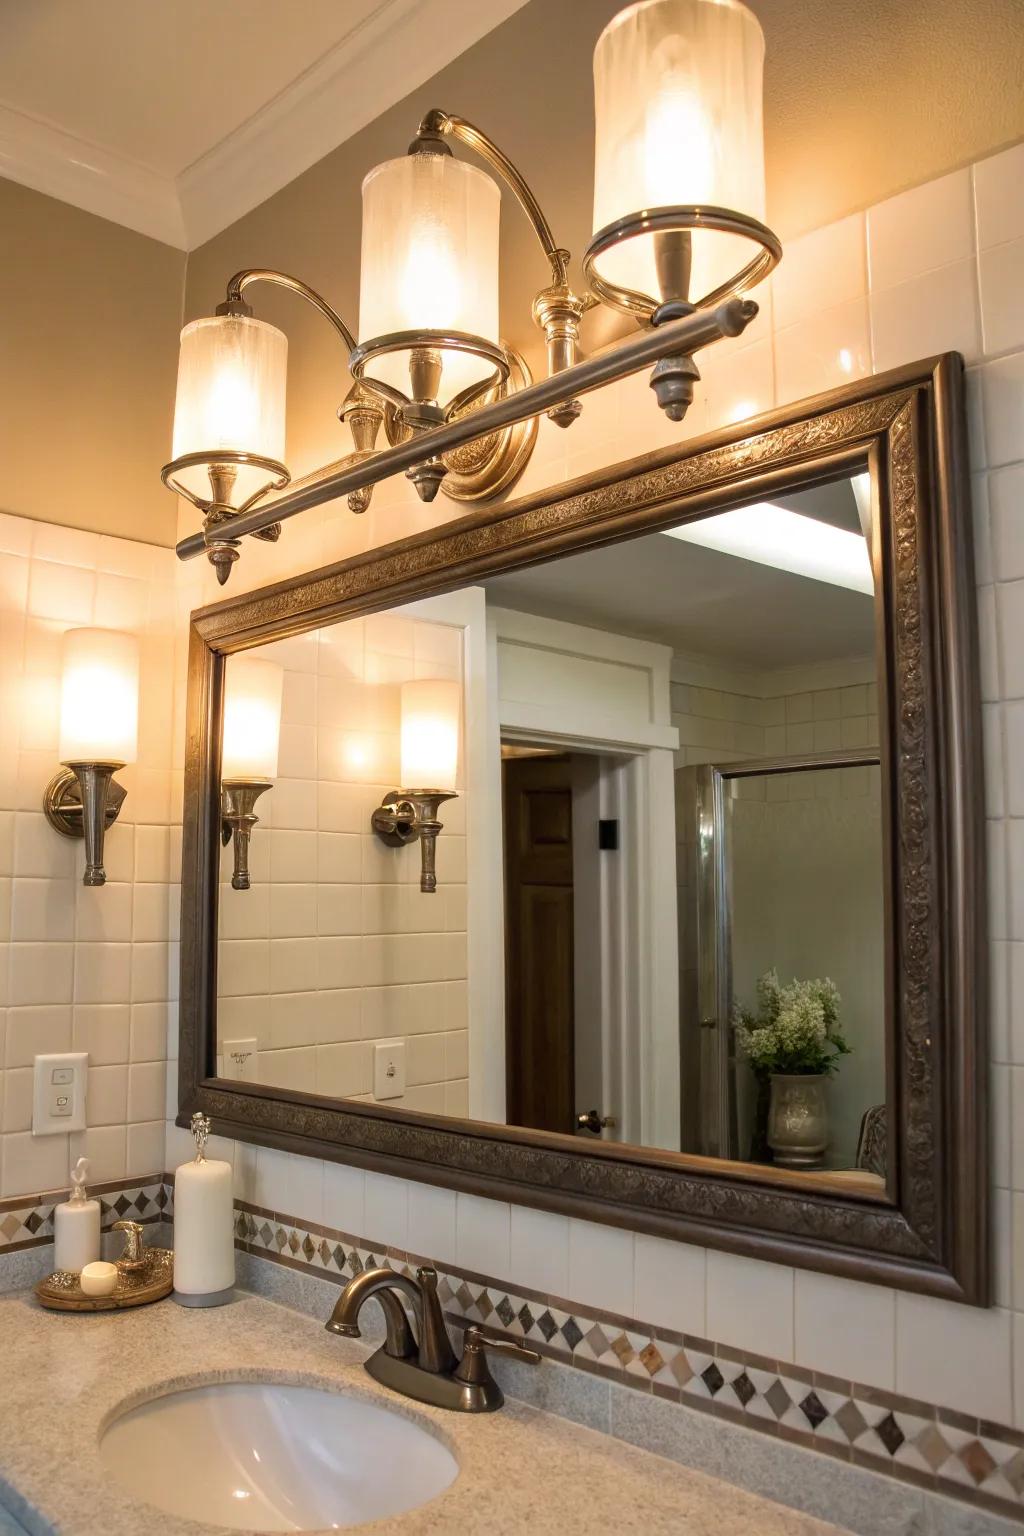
[454, 1325, 541, 1389]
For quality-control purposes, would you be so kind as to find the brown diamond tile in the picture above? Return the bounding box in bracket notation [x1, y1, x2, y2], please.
[456, 1283, 473, 1311]
[586, 1325, 611, 1358]
[668, 1350, 693, 1387]
[914, 1423, 951, 1472]
[302, 1235, 316, 1261]
[1000, 1449, 1024, 1496]
[639, 1342, 665, 1377]
[765, 1380, 791, 1419]
[957, 1439, 997, 1486]
[475, 1290, 494, 1320]
[610, 1332, 635, 1366]
[873, 1412, 905, 1456]
[834, 1400, 868, 1442]
[258, 1222, 273, 1246]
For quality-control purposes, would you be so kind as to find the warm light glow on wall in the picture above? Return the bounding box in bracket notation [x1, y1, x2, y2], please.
[400, 679, 461, 791]
[665, 503, 874, 594]
[58, 628, 140, 763]
[591, 0, 766, 303]
[359, 153, 500, 404]
[222, 657, 284, 779]
[171, 314, 287, 502]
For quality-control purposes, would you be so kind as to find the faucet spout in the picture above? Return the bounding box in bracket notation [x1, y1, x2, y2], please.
[326, 1267, 420, 1360]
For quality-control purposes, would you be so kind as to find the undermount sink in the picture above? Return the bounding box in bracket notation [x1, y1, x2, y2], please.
[100, 1379, 459, 1531]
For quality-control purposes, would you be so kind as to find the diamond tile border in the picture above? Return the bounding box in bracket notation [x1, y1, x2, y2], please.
[0, 1174, 167, 1255]
[5, 1175, 1022, 1525]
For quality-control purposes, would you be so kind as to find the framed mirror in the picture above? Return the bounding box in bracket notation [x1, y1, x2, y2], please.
[179, 354, 987, 1304]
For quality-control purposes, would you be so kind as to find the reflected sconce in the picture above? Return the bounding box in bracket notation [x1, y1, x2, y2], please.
[371, 679, 460, 893]
[163, 0, 778, 584]
[220, 656, 283, 890]
[43, 628, 140, 887]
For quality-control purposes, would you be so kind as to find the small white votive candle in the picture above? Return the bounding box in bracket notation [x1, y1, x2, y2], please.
[80, 1261, 118, 1297]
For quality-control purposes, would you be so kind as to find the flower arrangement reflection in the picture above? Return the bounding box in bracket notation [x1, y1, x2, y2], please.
[735, 970, 851, 1167]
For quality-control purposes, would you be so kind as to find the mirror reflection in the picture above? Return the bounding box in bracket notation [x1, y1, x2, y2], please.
[215, 474, 887, 1192]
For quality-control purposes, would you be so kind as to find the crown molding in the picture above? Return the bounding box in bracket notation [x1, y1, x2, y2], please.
[0, 102, 186, 247]
[0, 0, 529, 252]
[178, 0, 529, 249]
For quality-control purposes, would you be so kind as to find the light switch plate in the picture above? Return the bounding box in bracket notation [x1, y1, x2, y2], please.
[32, 1052, 88, 1135]
[222, 1037, 259, 1082]
[373, 1040, 406, 1101]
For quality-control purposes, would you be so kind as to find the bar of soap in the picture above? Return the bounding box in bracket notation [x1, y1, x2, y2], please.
[80, 1261, 118, 1297]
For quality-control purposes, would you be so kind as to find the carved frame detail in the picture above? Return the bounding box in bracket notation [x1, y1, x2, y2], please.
[179, 354, 987, 1303]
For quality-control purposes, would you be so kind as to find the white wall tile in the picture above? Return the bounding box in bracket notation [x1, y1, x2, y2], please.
[362, 1170, 409, 1250]
[568, 1218, 634, 1317]
[406, 1183, 457, 1267]
[794, 1270, 895, 1390]
[455, 1193, 510, 1278]
[974, 143, 1024, 250]
[897, 1292, 1012, 1422]
[868, 169, 974, 289]
[322, 1160, 365, 1236]
[982, 353, 1024, 467]
[773, 214, 867, 330]
[706, 1251, 794, 1360]
[509, 1206, 570, 1299]
[980, 240, 1024, 357]
[634, 1233, 706, 1336]
[870, 259, 981, 373]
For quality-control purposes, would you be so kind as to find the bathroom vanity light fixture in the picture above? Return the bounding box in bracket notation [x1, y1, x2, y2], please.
[371, 679, 460, 893]
[43, 628, 140, 887]
[220, 656, 284, 890]
[165, 0, 779, 583]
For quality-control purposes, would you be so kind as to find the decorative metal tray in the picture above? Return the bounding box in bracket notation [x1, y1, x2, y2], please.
[34, 1248, 173, 1312]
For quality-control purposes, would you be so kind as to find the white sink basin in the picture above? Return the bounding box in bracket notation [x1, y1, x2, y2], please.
[100, 1379, 458, 1531]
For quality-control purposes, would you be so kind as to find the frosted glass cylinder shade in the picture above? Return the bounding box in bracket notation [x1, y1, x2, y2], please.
[59, 628, 140, 764]
[222, 657, 284, 780]
[592, 0, 766, 306]
[170, 314, 287, 503]
[359, 154, 500, 406]
[400, 679, 460, 791]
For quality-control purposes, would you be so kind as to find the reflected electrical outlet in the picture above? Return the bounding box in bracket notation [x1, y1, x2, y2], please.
[222, 1038, 259, 1082]
[374, 1041, 406, 1101]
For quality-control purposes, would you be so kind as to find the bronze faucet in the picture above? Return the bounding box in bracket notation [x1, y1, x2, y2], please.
[326, 1264, 539, 1412]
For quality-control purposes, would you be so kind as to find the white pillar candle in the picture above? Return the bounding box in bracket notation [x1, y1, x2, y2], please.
[173, 1156, 235, 1297]
[80, 1260, 118, 1297]
[54, 1158, 101, 1274]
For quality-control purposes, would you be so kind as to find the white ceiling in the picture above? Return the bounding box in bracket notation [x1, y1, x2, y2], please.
[483, 482, 876, 672]
[0, 0, 527, 248]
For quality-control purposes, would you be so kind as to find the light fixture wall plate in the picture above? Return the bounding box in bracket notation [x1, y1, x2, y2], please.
[383, 344, 538, 502]
[44, 762, 128, 887]
[371, 790, 457, 894]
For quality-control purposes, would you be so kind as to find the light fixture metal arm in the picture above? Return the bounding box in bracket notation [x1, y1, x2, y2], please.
[176, 297, 757, 563]
[418, 109, 574, 291]
[222, 269, 358, 354]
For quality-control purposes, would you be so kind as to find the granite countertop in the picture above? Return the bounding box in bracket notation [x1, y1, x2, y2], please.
[0, 1287, 847, 1536]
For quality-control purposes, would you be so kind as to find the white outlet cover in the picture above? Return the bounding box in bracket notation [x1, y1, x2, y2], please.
[32, 1052, 88, 1135]
[222, 1038, 258, 1082]
[374, 1040, 406, 1101]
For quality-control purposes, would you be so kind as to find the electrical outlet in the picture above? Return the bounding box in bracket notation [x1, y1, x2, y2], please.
[222, 1038, 259, 1082]
[33, 1052, 88, 1135]
[373, 1040, 406, 1101]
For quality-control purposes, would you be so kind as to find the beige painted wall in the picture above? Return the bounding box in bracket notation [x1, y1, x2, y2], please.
[0, 178, 184, 546]
[185, 0, 1024, 441]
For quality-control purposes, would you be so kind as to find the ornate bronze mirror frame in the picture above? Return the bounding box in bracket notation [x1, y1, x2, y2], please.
[179, 354, 987, 1304]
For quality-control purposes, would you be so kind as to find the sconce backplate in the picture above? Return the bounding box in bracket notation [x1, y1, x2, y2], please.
[43, 767, 127, 838]
[384, 344, 538, 503]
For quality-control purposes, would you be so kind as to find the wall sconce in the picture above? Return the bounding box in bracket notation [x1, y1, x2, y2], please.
[165, 0, 778, 584]
[220, 656, 283, 890]
[43, 628, 140, 887]
[371, 679, 460, 893]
